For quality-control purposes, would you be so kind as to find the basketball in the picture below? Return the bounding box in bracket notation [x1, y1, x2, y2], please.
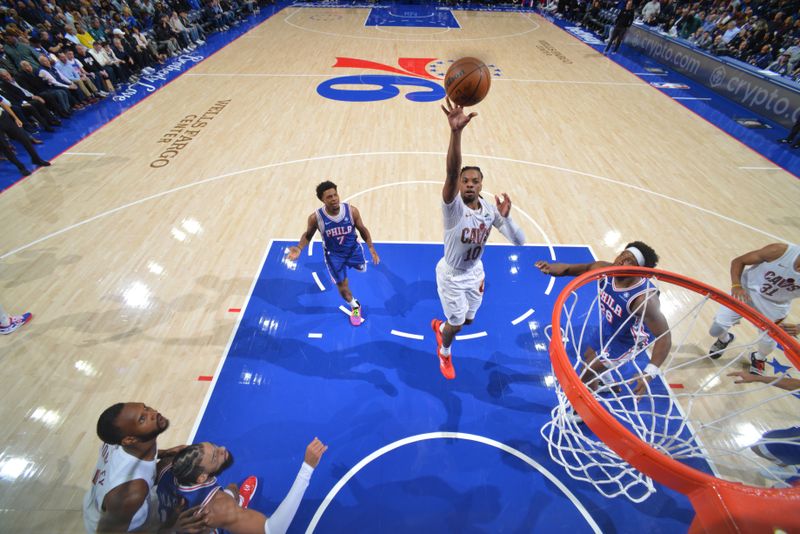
[444, 57, 492, 107]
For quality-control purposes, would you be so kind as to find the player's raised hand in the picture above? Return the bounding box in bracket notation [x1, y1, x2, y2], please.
[534, 260, 552, 274]
[304, 437, 328, 468]
[441, 97, 477, 132]
[287, 246, 301, 261]
[495, 193, 511, 217]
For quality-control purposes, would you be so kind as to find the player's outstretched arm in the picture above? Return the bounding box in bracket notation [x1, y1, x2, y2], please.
[492, 193, 525, 245]
[633, 294, 671, 397]
[441, 97, 476, 204]
[201, 438, 328, 534]
[351, 206, 380, 265]
[287, 214, 318, 261]
[729, 243, 788, 303]
[534, 260, 611, 277]
[728, 371, 800, 391]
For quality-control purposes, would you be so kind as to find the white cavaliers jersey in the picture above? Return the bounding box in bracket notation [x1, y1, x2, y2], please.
[442, 195, 503, 271]
[83, 443, 158, 533]
[742, 243, 800, 317]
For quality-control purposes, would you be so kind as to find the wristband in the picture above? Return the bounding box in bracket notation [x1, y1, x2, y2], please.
[644, 363, 660, 378]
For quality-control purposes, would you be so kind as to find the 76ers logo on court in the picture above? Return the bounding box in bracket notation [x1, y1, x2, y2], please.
[316, 57, 446, 102]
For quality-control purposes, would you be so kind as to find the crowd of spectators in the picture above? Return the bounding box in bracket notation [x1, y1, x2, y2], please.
[0, 0, 267, 177]
[546, 0, 800, 82]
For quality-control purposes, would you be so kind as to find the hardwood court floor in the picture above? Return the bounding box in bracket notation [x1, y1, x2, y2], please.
[0, 7, 798, 532]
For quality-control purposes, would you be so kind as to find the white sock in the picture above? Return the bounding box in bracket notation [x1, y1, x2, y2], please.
[439, 322, 445, 333]
[349, 298, 358, 308]
[719, 332, 732, 343]
[752, 351, 766, 362]
[440, 344, 451, 356]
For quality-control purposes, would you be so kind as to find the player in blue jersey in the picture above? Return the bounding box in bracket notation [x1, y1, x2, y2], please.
[287, 181, 379, 326]
[535, 241, 671, 396]
[156, 438, 327, 534]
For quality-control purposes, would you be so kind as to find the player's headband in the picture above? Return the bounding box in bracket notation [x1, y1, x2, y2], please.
[626, 246, 645, 267]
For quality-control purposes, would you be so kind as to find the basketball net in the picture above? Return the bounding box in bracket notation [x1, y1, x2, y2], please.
[540, 266, 800, 531]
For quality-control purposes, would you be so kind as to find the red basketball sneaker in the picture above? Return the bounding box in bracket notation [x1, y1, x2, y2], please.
[238, 476, 258, 509]
[431, 319, 456, 380]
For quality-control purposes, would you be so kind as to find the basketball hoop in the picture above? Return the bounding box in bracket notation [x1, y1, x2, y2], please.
[541, 266, 800, 532]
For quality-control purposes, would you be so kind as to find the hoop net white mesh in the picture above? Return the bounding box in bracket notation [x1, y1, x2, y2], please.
[540, 269, 800, 503]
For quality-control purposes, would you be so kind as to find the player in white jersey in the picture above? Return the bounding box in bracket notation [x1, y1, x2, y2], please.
[430, 98, 525, 380]
[83, 402, 201, 533]
[709, 243, 800, 375]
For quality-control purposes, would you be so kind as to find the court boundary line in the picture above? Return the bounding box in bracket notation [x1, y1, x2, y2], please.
[187, 239, 274, 442]
[284, 6, 540, 42]
[305, 431, 602, 533]
[1, 150, 789, 261]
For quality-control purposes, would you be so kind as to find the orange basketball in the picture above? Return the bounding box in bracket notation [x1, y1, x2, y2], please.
[444, 57, 491, 107]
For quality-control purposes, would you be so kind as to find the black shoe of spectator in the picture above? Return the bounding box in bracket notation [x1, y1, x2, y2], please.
[19, 166, 32, 176]
[33, 159, 51, 167]
[31, 138, 43, 145]
[778, 137, 792, 143]
[792, 142, 800, 149]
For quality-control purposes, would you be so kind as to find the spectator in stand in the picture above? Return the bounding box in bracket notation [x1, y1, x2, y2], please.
[36, 54, 87, 108]
[0, 68, 59, 132]
[39, 30, 64, 56]
[55, 51, 106, 100]
[0, 43, 19, 74]
[642, 0, 661, 25]
[75, 23, 95, 48]
[121, 6, 140, 29]
[3, 32, 40, 69]
[750, 43, 775, 68]
[168, 11, 197, 50]
[710, 34, 732, 56]
[721, 20, 741, 44]
[63, 25, 81, 48]
[89, 40, 122, 86]
[129, 27, 165, 65]
[178, 12, 206, 46]
[110, 37, 138, 81]
[581, 0, 603, 34]
[28, 36, 53, 64]
[206, 0, 233, 32]
[784, 37, 800, 72]
[766, 52, 791, 75]
[88, 18, 108, 43]
[16, 60, 71, 116]
[0, 99, 50, 175]
[77, 44, 115, 93]
[0, 68, 61, 126]
[153, 15, 181, 56]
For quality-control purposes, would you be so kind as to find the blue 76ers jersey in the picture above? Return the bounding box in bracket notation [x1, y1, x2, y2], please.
[596, 276, 658, 354]
[156, 466, 227, 534]
[315, 203, 358, 256]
